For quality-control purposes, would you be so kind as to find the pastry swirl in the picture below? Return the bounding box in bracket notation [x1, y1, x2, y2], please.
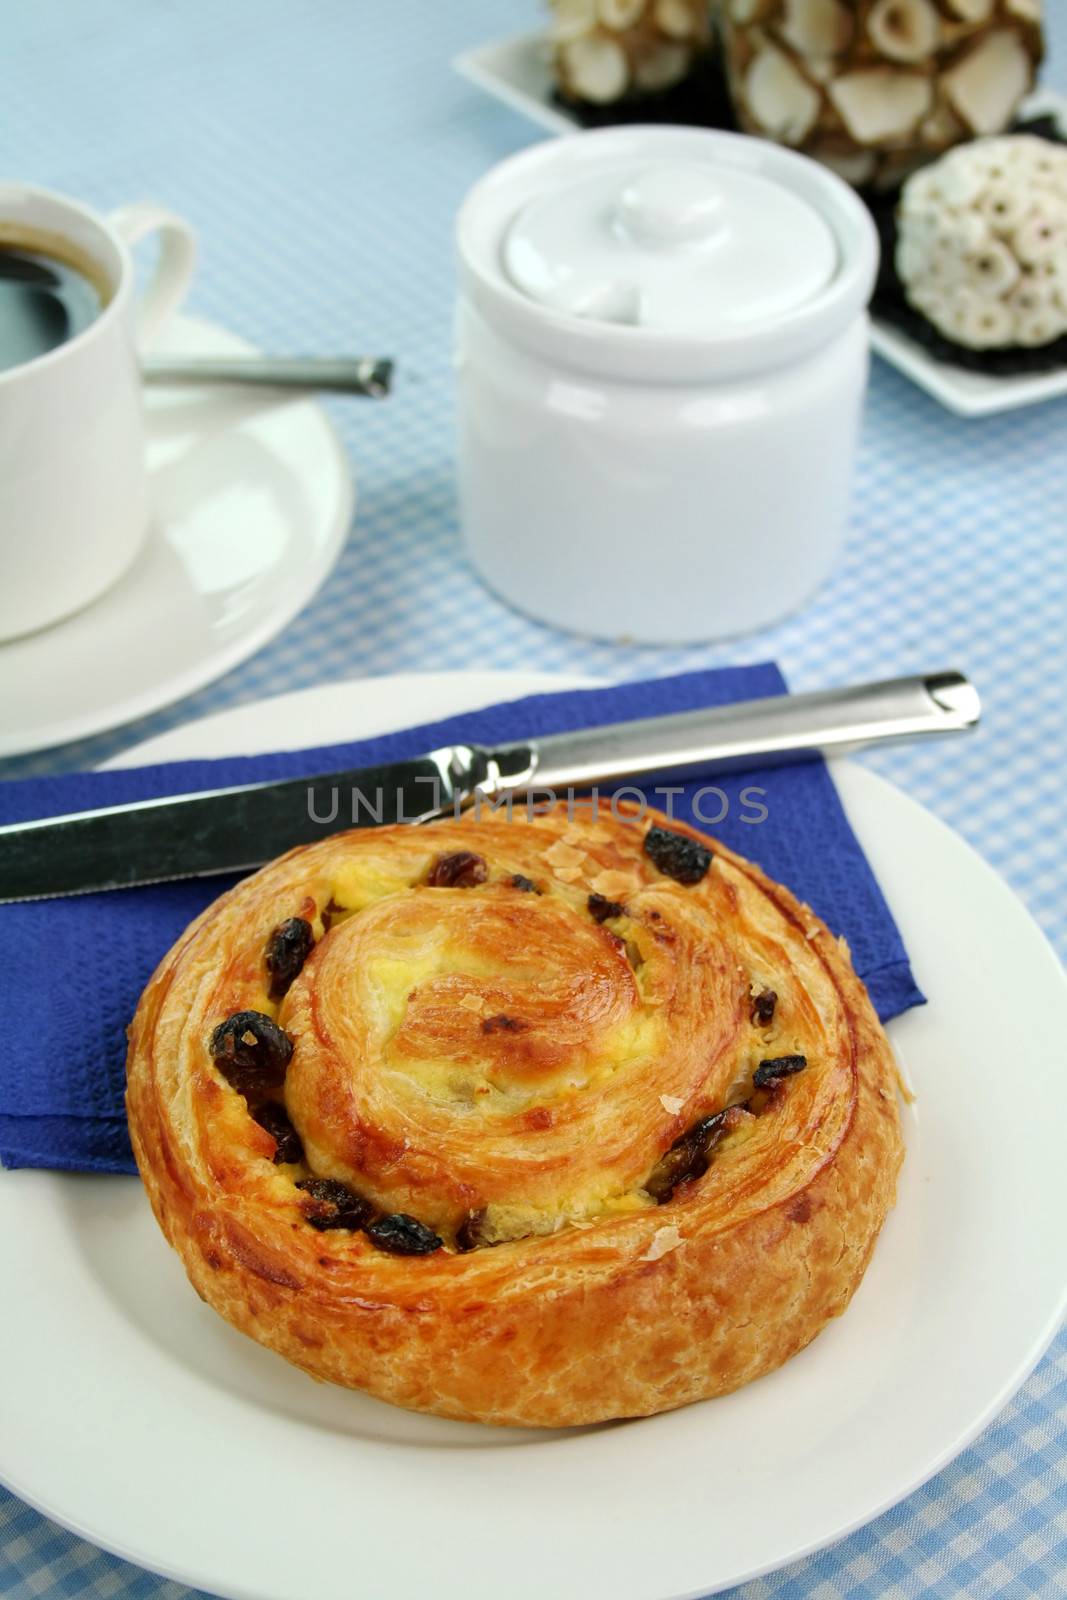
[126, 803, 903, 1427]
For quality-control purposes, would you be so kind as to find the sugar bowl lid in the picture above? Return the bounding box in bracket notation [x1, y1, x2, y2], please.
[502, 157, 839, 336]
[457, 126, 879, 384]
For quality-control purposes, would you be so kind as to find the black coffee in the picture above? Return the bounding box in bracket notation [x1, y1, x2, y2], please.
[0, 239, 105, 372]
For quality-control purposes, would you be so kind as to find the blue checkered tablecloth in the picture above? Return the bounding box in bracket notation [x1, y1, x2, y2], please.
[1, 3, 1064, 1597]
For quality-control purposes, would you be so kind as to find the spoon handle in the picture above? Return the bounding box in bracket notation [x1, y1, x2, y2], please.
[142, 355, 394, 397]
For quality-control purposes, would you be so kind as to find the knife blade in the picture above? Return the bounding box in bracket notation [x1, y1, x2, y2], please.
[0, 671, 979, 902]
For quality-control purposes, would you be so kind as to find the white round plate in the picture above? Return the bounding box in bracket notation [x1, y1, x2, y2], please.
[0, 314, 354, 758]
[1, 672, 1064, 1600]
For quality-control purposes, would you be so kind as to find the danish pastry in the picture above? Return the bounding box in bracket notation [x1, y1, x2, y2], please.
[126, 802, 904, 1427]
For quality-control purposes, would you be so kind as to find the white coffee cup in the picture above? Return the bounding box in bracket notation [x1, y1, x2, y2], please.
[0, 183, 196, 641]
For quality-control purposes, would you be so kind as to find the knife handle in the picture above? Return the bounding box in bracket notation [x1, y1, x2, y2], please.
[506, 672, 980, 794]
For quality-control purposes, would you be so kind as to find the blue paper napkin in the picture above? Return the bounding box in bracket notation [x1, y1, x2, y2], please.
[0, 664, 923, 1174]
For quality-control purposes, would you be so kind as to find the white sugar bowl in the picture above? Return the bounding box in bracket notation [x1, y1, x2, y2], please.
[455, 126, 878, 644]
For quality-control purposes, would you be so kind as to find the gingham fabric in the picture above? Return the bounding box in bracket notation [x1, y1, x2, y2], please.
[1, 2, 1063, 1596]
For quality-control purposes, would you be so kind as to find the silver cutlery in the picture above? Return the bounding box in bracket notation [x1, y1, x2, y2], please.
[142, 355, 394, 397]
[0, 671, 980, 902]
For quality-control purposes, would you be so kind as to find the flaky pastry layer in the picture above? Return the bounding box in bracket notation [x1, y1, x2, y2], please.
[126, 802, 904, 1427]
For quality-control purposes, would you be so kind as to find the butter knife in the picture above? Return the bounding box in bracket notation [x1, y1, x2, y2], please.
[0, 672, 979, 902]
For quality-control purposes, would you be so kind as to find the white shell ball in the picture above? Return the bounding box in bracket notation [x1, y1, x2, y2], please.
[896, 135, 1067, 350]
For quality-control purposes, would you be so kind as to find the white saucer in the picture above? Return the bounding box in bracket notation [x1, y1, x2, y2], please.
[2, 671, 1065, 1600]
[455, 38, 1067, 416]
[0, 313, 354, 758]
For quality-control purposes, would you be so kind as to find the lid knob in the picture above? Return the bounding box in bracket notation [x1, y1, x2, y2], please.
[616, 164, 726, 250]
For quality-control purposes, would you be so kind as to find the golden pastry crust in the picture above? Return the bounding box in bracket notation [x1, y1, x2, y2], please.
[126, 802, 904, 1427]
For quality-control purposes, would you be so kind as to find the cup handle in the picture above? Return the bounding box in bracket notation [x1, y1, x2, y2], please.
[108, 203, 197, 351]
